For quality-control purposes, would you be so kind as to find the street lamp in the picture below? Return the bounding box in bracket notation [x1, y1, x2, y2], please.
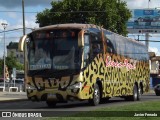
[1, 23, 7, 92]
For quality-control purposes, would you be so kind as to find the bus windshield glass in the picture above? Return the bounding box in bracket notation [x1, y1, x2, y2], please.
[27, 29, 81, 74]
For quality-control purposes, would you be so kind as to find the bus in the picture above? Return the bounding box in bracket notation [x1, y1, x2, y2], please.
[19, 23, 149, 107]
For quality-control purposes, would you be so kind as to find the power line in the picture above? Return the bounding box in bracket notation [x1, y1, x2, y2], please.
[138, 40, 160, 42]
[0, 10, 109, 14]
[0, 28, 33, 34]
[1, 37, 21, 39]
[0, 11, 38, 13]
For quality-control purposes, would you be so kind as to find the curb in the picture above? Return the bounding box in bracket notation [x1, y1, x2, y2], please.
[3, 93, 27, 96]
[0, 98, 28, 103]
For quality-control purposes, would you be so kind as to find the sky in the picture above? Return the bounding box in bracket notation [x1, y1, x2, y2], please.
[123, 0, 160, 56]
[0, 0, 160, 58]
[0, 0, 54, 57]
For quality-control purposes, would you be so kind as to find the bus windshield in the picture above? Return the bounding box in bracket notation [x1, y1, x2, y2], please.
[27, 29, 81, 75]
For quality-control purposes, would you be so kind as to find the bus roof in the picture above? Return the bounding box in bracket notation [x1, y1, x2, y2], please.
[102, 29, 146, 47]
[32, 23, 146, 47]
[33, 23, 101, 32]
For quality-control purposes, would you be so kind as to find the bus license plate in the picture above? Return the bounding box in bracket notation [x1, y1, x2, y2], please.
[47, 93, 56, 99]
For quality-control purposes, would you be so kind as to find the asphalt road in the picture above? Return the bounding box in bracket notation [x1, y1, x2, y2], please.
[0, 92, 160, 118]
[0, 92, 159, 111]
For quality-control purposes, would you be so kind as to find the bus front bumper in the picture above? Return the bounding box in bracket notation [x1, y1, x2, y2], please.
[26, 87, 83, 102]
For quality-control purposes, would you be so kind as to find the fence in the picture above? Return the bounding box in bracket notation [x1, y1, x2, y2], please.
[0, 81, 24, 92]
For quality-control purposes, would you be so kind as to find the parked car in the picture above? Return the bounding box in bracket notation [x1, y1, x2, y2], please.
[11, 78, 25, 92]
[0, 78, 10, 82]
[0, 78, 3, 83]
[154, 84, 160, 96]
[12, 78, 24, 84]
[0, 78, 4, 87]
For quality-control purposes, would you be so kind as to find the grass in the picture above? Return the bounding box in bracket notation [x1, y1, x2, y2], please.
[44, 100, 160, 120]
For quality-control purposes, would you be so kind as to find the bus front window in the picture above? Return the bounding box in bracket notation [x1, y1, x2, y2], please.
[27, 29, 81, 75]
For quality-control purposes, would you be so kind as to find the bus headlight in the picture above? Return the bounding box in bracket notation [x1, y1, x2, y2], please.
[26, 84, 36, 90]
[68, 82, 82, 90]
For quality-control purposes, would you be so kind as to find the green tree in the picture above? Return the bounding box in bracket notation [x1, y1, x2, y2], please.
[6, 52, 24, 72]
[0, 59, 3, 77]
[0, 53, 24, 77]
[36, 0, 131, 36]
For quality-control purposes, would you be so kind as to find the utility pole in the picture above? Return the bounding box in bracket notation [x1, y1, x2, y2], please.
[145, 33, 149, 51]
[148, 0, 150, 8]
[137, 35, 140, 41]
[22, 0, 26, 91]
[1, 23, 7, 92]
[22, 0, 25, 35]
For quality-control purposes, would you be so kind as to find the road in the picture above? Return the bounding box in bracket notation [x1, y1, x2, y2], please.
[0, 93, 160, 117]
[0, 92, 159, 111]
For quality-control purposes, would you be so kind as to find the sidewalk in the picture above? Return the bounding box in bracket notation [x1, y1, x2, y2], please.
[0, 91, 28, 102]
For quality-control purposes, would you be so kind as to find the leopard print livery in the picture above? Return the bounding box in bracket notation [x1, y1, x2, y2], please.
[25, 24, 149, 102]
[80, 52, 149, 100]
[26, 52, 149, 101]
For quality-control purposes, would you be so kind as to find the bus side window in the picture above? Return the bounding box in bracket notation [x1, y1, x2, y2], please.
[92, 44, 101, 54]
[106, 39, 115, 53]
[90, 33, 103, 57]
[84, 34, 90, 67]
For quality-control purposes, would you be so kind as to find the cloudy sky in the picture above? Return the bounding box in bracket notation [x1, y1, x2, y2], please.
[0, 0, 55, 30]
[0, 0, 54, 57]
[123, 0, 160, 56]
[0, 0, 160, 57]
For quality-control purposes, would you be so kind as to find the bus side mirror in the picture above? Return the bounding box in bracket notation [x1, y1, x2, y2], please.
[18, 35, 27, 52]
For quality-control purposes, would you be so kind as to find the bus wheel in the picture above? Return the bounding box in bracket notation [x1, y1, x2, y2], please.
[125, 85, 138, 101]
[89, 84, 100, 106]
[132, 85, 138, 101]
[46, 100, 57, 108]
[137, 86, 142, 100]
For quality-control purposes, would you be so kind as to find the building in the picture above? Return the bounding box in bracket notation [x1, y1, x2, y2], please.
[149, 52, 160, 88]
[7, 42, 24, 64]
[149, 52, 160, 74]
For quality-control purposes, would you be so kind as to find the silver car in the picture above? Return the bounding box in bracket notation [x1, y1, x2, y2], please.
[11, 78, 25, 92]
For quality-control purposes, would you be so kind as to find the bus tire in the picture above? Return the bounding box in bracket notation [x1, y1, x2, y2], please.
[125, 85, 138, 101]
[46, 100, 57, 108]
[155, 92, 160, 96]
[89, 83, 100, 106]
[132, 85, 138, 101]
[137, 86, 142, 100]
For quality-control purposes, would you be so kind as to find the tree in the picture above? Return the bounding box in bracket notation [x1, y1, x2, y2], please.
[36, 0, 131, 36]
[0, 53, 24, 77]
[0, 59, 3, 77]
[6, 52, 24, 72]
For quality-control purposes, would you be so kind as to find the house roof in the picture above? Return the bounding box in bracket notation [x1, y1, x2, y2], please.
[151, 56, 160, 61]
